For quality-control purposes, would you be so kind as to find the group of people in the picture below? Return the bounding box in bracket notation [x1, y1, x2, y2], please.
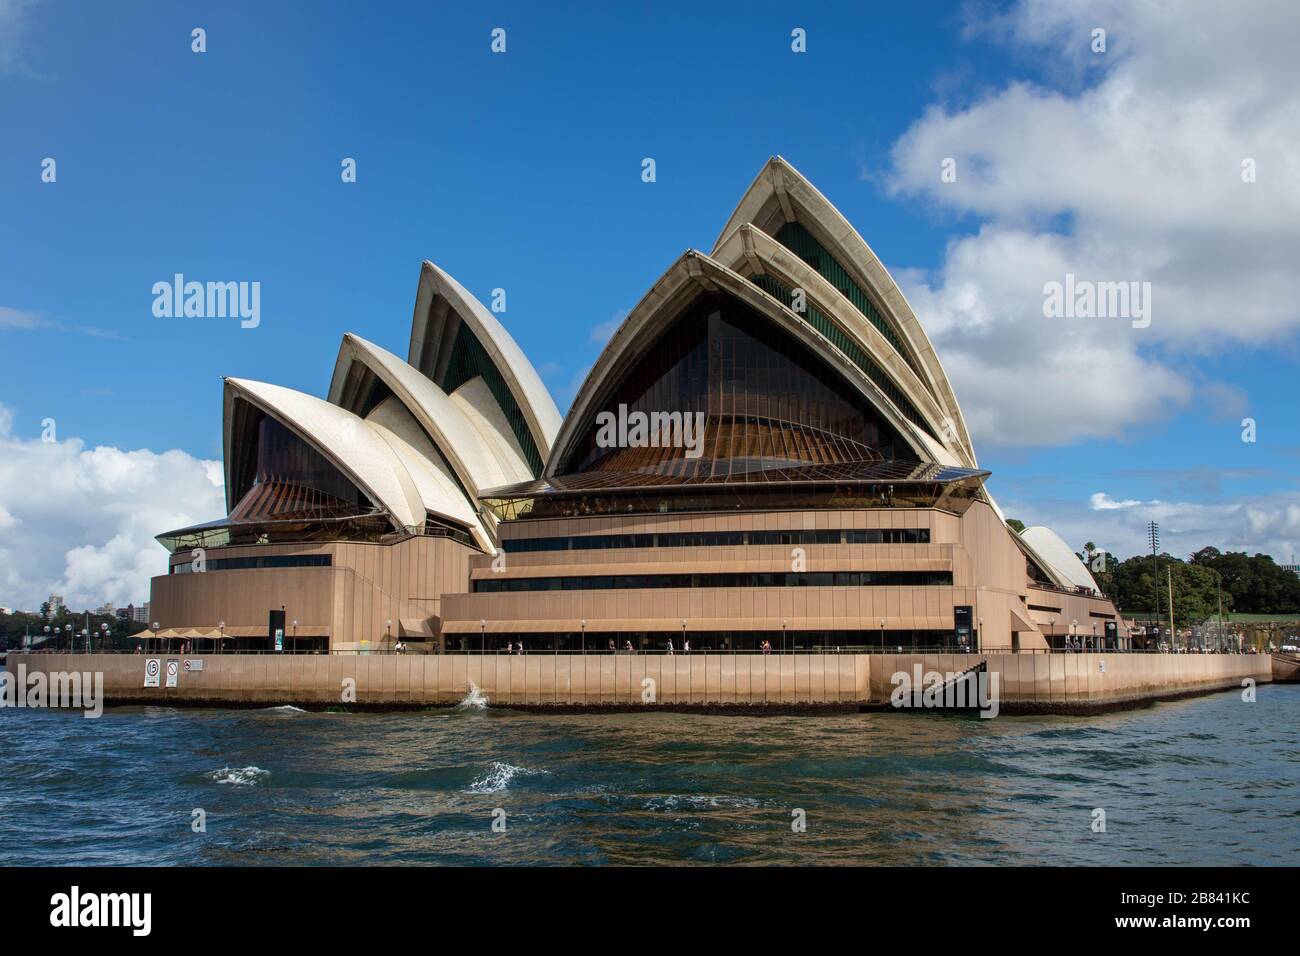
[1060, 636, 1098, 652]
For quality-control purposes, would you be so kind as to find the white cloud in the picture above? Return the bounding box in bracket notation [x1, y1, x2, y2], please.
[0, 0, 44, 76]
[589, 308, 630, 345]
[0, 404, 224, 612]
[1008, 489, 1300, 564]
[886, 0, 1300, 446]
[1090, 492, 1141, 511]
[0, 306, 52, 331]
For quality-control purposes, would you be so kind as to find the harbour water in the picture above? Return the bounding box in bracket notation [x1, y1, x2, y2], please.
[1, 685, 1296, 866]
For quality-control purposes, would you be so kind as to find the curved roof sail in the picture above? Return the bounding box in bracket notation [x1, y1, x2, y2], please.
[549, 250, 938, 480]
[711, 156, 976, 466]
[406, 260, 561, 476]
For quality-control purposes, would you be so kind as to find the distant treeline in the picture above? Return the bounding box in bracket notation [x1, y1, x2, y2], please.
[1095, 548, 1300, 625]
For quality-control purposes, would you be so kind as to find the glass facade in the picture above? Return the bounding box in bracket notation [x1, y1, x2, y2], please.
[749, 274, 938, 442]
[503, 527, 931, 553]
[228, 412, 374, 524]
[451, 630, 960, 653]
[419, 317, 544, 476]
[773, 221, 924, 380]
[170, 554, 332, 574]
[473, 570, 952, 592]
[560, 291, 919, 478]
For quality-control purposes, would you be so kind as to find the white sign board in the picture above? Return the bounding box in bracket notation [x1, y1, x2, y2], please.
[183, 658, 203, 672]
[274, 628, 284, 652]
[144, 658, 161, 687]
[165, 658, 179, 688]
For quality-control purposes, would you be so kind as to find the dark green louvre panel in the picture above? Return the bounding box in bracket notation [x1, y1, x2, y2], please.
[438, 324, 545, 476]
[774, 222, 923, 379]
[750, 274, 939, 443]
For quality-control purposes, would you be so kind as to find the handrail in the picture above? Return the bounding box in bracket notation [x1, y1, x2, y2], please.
[10, 645, 1252, 657]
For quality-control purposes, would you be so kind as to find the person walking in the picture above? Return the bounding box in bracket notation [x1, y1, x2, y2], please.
[666, 638, 674, 656]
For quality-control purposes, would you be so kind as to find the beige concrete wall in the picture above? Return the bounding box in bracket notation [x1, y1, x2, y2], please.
[870, 652, 1270, 707]
[150, 535, 475, 650]
[6, 652, 868, 707]
[7, 651, 1269, 710]
[443, 502, 1113, 651]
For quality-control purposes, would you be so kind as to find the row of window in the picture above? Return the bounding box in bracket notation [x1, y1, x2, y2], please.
[170, 554, 333, 574]
[473, 570, 952, 592]
[451, 630, 961, 652]
[503, 527, 931, 554]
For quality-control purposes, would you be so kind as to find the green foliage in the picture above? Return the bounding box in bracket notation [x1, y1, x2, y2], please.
[1189, 547, 1300, 614]
[0, 607, 145, 651]
[1110, 548, 1300, 625]
[1005, 518, 1025, 533]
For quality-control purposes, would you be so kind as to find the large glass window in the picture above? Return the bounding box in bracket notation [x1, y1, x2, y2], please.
[560, 292, 919, 477]
[228, 412, 373, 523]
[502, 527, 931, 553]
[473, 570, 951, 592]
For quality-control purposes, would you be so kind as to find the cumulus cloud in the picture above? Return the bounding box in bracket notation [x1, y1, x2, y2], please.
[0, 0, 44, 75]
[0, 404, 224, 612]
[1009, 489, 1300, 564]
[885, 0, 1300, 446]
[589, 308, 630, 346]
[1089, 492, 1141, 511]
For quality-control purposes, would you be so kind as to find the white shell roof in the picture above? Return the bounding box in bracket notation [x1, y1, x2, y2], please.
[712, 156, 976, 467]
[363, 396, 493, 552]
[1020, 525, 1102, 592]
[328, 333, 533, 495]
[549, 249, 936, 476]
[224, 378, 426, 530]
[408, 260, 562, 460]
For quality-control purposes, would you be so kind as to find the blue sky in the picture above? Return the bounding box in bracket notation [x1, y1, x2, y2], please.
[2, 1, 1298, 608]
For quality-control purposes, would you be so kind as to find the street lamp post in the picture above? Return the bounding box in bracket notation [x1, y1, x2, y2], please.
[580, 619, 586, 655]
[479, 618, 486, 655]
[880, 617, 886, 654]
[218, 620, 226, 655]
[292, 620, 298, 654]
[781, 618, 787, 654]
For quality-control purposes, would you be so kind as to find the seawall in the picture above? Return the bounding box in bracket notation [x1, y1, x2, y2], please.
[3, 651, 1273, 714]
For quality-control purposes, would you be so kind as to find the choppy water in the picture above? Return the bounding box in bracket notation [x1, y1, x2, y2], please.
[1, 686, 1296, 865]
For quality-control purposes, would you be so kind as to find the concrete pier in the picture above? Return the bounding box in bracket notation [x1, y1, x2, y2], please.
[4, 651, 1274, 713]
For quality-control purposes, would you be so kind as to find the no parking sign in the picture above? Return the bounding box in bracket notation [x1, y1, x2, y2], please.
[165, 659, 180, 688]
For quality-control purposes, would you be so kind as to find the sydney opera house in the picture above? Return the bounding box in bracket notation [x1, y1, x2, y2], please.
[150, 158, 1123, 654]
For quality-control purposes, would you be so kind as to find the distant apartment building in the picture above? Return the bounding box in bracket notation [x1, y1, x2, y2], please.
[47, 594, 65, 616]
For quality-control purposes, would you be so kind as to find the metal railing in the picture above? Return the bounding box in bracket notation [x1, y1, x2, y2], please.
[11, 644, 1239, 657]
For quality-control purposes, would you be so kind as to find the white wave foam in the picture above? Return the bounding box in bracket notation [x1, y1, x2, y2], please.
[207, 766, 270, 786]
[457, 680, 489, 709]
[466, 761, 546, 794]
[264, 705, 306, 713]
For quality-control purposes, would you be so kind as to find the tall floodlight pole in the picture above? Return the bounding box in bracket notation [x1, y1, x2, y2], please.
[1147, 521, 1160, 649]
[1167, 567, 1176, 653]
